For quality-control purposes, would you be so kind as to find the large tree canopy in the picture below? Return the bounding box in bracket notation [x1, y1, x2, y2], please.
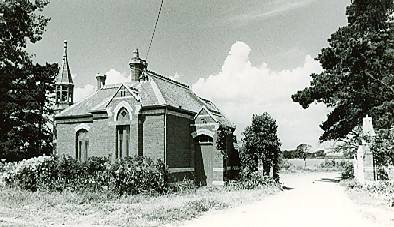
[242, 113, 281, 181]
[0, 0, 57, 161]
[292, 0, 394, 141]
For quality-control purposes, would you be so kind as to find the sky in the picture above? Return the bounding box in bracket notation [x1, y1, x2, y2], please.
[28, 0, 350, 150]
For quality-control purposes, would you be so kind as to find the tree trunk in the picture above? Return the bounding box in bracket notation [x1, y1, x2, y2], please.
[272, 151, 280, 182]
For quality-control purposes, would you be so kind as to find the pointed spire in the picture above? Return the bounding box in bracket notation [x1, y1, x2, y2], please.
[56, 40, 73, 85]
[63, 40, 68, 58]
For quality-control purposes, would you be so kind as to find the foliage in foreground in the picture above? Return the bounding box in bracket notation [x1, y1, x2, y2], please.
[0, 180, 280, 227]
[344, 179, 394, 207]
[0, 154, 280, 196]
[227, 170, 280, 190]
[0, 155, 168, 195]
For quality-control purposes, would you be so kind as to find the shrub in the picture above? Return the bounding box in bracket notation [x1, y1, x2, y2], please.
[341, 162, 354, 179]
[0, 155, 169, 196]
[109, 156, 168, 195]
[169, 178, 197, 193]
[345, 180, 394, 207]
[228, 170, 279, 190]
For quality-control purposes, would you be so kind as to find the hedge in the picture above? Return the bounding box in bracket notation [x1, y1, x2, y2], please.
[0, 155, 169, 195]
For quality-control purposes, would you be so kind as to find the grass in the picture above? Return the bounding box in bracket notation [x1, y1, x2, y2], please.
[281, 158, 351, 173]
[342, 179, 394, 227]
[0, 184, 280, 226]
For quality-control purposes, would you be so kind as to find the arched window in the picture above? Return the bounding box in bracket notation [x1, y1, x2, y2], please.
[116, 107, 130, 121]
[76, 129, 89, 161]
[116, 107, 130, 159]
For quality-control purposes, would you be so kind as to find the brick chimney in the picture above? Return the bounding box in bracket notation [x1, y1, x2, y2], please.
[129, 48, 147, 81]
[96, 73, 106, 90]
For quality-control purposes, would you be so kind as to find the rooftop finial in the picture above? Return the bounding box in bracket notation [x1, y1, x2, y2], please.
[133, 48, 139, 59]
[63, 40, 68, 57]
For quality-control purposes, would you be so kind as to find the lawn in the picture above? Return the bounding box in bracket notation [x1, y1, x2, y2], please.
[0, 184, 280, 226]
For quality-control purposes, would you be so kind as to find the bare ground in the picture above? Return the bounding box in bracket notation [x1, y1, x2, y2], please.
[178, 172, 390, 227]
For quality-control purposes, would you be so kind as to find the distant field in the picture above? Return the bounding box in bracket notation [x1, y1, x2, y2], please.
[282, 158, 351, 172]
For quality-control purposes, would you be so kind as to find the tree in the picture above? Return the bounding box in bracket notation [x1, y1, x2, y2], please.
[241, 113, 281, 181]
[371, 128, 394, 166]
[292, 0, 394, 141]
[296, 144, 312, 167]
[0, 0, 57, 161]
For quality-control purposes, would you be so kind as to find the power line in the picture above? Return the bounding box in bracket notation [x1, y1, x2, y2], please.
[146, 0, 164, 61]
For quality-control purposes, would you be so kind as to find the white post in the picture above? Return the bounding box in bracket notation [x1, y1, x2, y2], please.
[356, 145, 365, 184]
[355, 115, 376, 184]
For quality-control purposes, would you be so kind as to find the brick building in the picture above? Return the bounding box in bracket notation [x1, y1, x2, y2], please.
[54, 41, 240, 185]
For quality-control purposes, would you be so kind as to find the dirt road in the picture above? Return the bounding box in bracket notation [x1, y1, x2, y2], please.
[179, 172, 382, 227]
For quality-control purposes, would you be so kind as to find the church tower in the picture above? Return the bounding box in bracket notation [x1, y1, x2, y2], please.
[55, 40, 74, 114]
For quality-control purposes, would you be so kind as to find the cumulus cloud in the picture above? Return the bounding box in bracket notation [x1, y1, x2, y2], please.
[73, 69, 128, 103]
[74, 84, 95, 102]
[192, 41, 329, 149]
[105, 68, 129, 85]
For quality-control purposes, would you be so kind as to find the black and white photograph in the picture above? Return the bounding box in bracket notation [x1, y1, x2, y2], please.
[0, 0, 393, 226]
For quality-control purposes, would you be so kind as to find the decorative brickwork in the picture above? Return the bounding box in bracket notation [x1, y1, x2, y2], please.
[54, 50, 239, 185]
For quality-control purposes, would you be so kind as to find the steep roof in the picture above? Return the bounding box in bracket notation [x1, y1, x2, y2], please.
[56, 41, 73, 85]
[56, 71, 233, 128]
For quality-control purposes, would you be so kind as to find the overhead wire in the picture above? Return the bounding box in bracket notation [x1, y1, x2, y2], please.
[145, 0, 164, 61]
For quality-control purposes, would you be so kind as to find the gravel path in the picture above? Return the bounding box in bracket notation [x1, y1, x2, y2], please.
[179, 172, 382, 227]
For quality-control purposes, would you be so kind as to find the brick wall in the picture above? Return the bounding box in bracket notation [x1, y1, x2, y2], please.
[166, 114, 193, 168]
[89, 118, 115, 159]
[56, 122, 80, 158]
[141, 113, 165, 161]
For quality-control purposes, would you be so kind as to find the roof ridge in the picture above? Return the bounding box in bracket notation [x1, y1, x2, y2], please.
[147, 70, 190, 89]
[149, 79, 166, 105]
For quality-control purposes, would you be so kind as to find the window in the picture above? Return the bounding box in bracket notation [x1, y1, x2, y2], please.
[116, 125, 130, 159]
[120, 87, 127, 97]
[61, 90, 68, 102]
[116, 108, 130, 121]
[197, 135, 213, 143]
[76, 129, 89, 161]
[115, 107, 131, 159]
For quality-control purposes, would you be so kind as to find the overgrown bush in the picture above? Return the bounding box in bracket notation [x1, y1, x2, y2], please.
[228, 170, 279, 190]
[341, 162, 354, 179]
[0, 155, 169, 195]
[110, 156, 168, 195]
[344, 179, 394, 207]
